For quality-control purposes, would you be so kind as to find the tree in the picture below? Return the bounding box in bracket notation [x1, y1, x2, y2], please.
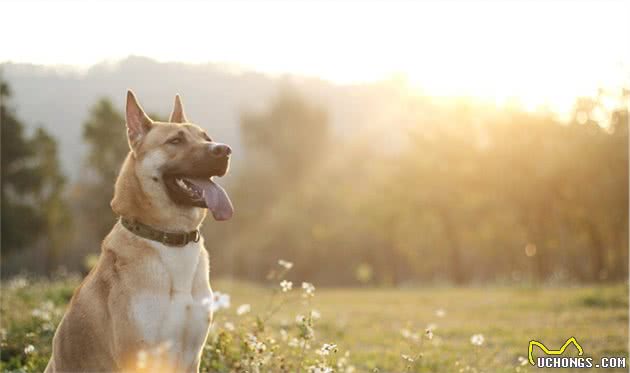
[240, 89, 329, 183]
[32, 128, 72, 271]
[79, 99, 127, 238]
[80, 98, 166, 239]
[1, 77, 70, 271]
[208, 89, 330, 280]
[1, 79, 44, 251]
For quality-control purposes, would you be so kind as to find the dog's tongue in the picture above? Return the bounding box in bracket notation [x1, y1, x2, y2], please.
[188, 178, 233, 221]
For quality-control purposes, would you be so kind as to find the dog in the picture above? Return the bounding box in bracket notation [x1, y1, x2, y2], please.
[45, 90, 233, 373]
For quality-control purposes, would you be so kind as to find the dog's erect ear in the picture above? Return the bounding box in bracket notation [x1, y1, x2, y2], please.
[169, 94, 188, 123]
[126, 90, 153, 151]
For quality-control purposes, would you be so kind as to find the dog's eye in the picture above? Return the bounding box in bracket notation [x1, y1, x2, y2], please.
[167, 137, 183, 145]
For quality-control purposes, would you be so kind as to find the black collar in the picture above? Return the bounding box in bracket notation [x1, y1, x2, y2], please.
[120, 217, 200, 247]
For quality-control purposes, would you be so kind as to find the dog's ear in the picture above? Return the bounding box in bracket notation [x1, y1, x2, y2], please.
[169, 94, 188, 123]
[126, 90, 153, 151]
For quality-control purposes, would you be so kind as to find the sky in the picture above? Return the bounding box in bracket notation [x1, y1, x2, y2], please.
[2, 0, 629, 115]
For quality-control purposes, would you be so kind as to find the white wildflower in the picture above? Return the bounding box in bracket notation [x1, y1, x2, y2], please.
[280, 280, 293, 292]
[517, 356, 528, 366]
[299, 339, 311, 349]
[309, 365, 333, 373]
[245, 333, 266, 352]
[296, 314, 307, 323]
[236, 303, 251, 315]
[31, 301, 55, 321]
[316, 343, 338, 356]
[425, 328, 434, 340]
[224, 322, 235, 331]
[8, 276, 28, 290]
[31, 308, 51, 321]
[302, 282, 315, 297]
[288, 338, 300, 348]
[401, 354, 415, 363]
[310, 309, 321, 319]
[401, 328, 420, 341]
[278, 259, 293, 269]
[24, 344, 35, 354]
[202, 291, 231, 312]
[470, 334, 485, 346]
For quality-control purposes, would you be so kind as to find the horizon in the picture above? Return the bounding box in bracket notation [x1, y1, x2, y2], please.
[3, 1, 630, 118]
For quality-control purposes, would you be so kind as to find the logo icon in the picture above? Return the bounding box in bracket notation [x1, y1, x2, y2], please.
[528, 337, 583, 365]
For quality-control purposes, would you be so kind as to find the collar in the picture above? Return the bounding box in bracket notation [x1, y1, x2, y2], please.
[120, 217, 200, 247]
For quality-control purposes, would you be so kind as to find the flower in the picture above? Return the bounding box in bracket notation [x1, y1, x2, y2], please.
[435, 308, 446, 318]
[401, 354, 415, 363]
[215, 292, 231, 309]
[202, 291, 231, 312]
[236, 303, 251, 315]
[288, 338, 300, 348]
[224, 322, 235, 331]
[309, 365, 334, 373]
[425, 328, 434, 340]
[518, 356, 528, 366]
[470, 334, 485, 346]
[32, 308, 51, 321]
[245, 333, 266, 353]
[278, 259, 294, 269]
[296, 314, 307, 323]
[310, 309, 321, 319]
[316, 343, 338, 356]
[24, 344, 35, 354]
[302, 282, 315, 297]
[280, 280, 293, 292]
[32, 301, 55, 321]
[400, 328, 420, 342]
[8, 276, 28, 290]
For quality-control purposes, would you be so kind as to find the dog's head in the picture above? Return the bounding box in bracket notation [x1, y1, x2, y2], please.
[119, 90, 233, 222]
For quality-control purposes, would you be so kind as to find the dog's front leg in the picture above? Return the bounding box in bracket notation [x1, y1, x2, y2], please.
[183, 248, 213, 372]
[123, 292, 197, 373]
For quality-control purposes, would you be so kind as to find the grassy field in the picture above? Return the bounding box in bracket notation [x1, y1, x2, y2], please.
[0, 275, 627, 372]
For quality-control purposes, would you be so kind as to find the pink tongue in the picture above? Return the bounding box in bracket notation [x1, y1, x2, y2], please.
[187, 178, 233, 221]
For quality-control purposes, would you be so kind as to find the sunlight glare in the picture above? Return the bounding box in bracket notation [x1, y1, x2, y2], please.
[1, 1, 628, 114]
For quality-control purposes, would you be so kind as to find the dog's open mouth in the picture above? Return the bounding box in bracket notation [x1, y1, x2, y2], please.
[164, 176, 233, 221]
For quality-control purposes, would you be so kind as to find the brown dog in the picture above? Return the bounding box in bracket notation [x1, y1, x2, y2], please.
[45, 91, 233, 372]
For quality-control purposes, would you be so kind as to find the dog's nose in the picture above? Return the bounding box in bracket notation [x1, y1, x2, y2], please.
[210, 143, 232, 158]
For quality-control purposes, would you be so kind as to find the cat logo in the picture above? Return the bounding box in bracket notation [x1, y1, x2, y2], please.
[528, 337, 583, 365]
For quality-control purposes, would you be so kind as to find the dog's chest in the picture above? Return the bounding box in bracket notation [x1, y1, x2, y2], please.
[148, 240, 201, 292]
[128, 239, 211, 360]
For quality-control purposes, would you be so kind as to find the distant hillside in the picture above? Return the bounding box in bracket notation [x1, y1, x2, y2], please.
[1, 56, 423, 180]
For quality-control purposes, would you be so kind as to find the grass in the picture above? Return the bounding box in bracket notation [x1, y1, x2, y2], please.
[1, 274, 628, 372]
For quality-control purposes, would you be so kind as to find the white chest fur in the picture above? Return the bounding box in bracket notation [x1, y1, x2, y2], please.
[147, 239, 201, 293]
[128, 237, 211, 371]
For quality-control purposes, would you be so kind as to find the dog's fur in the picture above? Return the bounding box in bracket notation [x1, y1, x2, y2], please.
[45, 91, 231, 372]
